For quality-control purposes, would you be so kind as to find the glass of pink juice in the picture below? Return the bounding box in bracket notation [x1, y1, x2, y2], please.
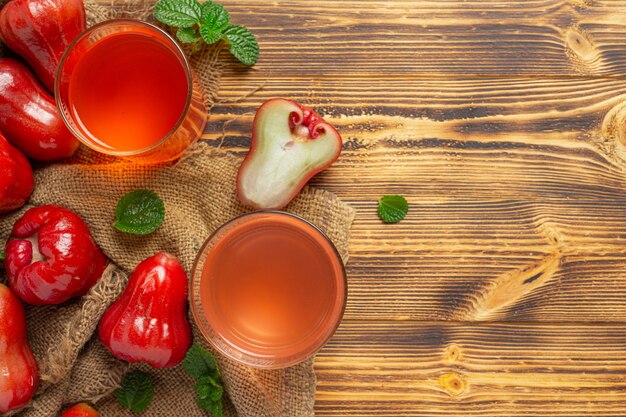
[190, 212, 347, 369]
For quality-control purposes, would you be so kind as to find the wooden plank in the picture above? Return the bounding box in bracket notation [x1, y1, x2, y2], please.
[205, 76, 626, 322]
[345, 249, 626, 321]
[219, 0, 626, 77]
[342, 196, 626, 321]
[315, 321, 626, 416]
[206, 76, 626, 151]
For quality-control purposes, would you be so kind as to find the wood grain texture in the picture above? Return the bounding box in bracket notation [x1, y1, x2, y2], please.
[315, 321, 626, 416]
[220, 0, 626, 77]
[208, 76, 626, 150]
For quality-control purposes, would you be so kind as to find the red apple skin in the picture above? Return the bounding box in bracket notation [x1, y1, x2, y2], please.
[60, 403, 101, 417]
[0, 58, 79, 161]
[5, 205, 108, 305]
[0, 0, 86, 92]
[0, 283, 39, 414]
[98, 252, 192, 369]
[0, 131, 34, 215]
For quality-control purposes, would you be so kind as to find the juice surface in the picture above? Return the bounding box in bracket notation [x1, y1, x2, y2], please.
[199, 213, 345, 359]
[68, 32, 188, 152]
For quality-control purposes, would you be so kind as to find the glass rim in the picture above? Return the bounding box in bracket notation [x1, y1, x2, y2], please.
[189, 210, 348, 369]
[54, 18, 194, 157]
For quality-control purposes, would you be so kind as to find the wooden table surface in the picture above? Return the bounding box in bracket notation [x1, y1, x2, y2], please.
[207, 1, 626, 416]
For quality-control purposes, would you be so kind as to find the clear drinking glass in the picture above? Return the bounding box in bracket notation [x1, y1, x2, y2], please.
[55, 19, 207, 163]
[190, 211, 347, 369]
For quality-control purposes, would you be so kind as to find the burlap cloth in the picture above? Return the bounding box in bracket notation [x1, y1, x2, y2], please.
[0, 1, 355, 416]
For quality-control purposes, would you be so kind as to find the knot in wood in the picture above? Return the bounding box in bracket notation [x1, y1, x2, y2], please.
[439, 372, 467, 397]
[444, 344, 462, 364]
[564, 26, 602, 74]
[601, 99, 626, 150]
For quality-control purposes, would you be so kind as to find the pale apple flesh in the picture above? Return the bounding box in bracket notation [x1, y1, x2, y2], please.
[237, 98, 342, 210]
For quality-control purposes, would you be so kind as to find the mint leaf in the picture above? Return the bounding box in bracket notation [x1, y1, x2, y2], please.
[196, 377, 225, 417]
[183, 344, 225, 416]
[154, 0, 202, 28]
[115, 371, 154, 413]
[202, 2, 230, 32]
[154, 0, 259, 66]
[177, 26, 200, 43]
[200, 0, 214, 17]
[377, 195, 408, 224]
[114, 190, 165, 235]
[196, 376, 223, 403]
[199, 3, 230, 44]
[0, 251, 4, 262]
[223, 25, 259, 66]
[183, 343, 219, 379]
[199, 26, 223, 45]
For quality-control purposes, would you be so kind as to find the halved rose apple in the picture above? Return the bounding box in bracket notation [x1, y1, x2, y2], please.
[237, 98, 343, 210]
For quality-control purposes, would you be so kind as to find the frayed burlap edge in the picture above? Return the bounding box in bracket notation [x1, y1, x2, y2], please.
[41, 264, 127, 384]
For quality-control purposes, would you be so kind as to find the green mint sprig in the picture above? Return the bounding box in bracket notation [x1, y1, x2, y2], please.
[378, 195, 409, 224]
[0, 250, 4, 262]
[183, 344, 225, 417]
[155, 0, 259, 66]
[114, 190, 165, 235]
[115, 371, 154, 413]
